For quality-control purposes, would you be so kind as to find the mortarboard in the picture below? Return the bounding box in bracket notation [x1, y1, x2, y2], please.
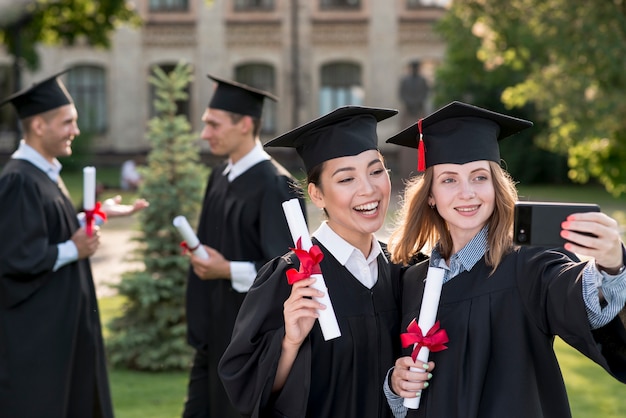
[386, 101, 533, 171]
[265, 105, 398, 173]
[207, 74, 278, 118]
[0, 69, 73, 119]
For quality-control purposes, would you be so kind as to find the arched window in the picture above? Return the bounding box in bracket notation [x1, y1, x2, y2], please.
[319, 62, 363, 115]
[149, 0, 189, 12]
[234, 0, 275, 11]
[235, 63, 277, 135]
[0, 64, 17, 150]
[66, 65, 108, 134]
[320, 0, 361, 9]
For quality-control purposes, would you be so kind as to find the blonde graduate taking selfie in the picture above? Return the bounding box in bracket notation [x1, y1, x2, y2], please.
[383, 102, 626, 418]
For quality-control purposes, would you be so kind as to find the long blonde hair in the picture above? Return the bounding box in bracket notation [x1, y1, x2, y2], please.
[388, 161, 518, 272]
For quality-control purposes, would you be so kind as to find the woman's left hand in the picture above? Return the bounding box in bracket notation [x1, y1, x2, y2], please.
[561, 212, 624, 270]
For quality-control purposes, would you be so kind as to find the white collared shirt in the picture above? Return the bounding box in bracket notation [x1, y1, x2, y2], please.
[222, 140, 271, 182]
[312, 221, 386, 289]
[12, 140, 62, 182]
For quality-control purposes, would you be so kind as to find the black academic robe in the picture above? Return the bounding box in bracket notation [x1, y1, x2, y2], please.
[218, 240, 402, 418]
[401, 246, 626, 418]
[0, 159, 113, 418]
[186, 159, 305, 417]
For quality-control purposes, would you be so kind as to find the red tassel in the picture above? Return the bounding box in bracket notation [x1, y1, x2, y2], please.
[417, 118, 426, 172]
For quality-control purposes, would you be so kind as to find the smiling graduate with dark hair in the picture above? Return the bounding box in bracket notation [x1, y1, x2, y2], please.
[218, 105, 405, 418]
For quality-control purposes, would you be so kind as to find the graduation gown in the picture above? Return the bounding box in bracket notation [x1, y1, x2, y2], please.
[401, 246, 626, 418]
[0, 159, 113, 418]
[218, 240, 402, 418]
[186, 159, 305, 417]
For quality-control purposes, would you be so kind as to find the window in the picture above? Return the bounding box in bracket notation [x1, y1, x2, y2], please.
[320, 0, 361, 9]
[235, 64, 277, 135]
[0, 65, 15, 134]
[319, 62, 363, 115]
[66, 66, 108, 134]
[149, 0, 189, 12]
[407, 0, 449, 8]
[234, 0, 275, 11]
[148, 63, 192, 120]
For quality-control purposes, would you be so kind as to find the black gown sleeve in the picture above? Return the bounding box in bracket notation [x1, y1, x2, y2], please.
[518, 247, 626, 383]
[219, 253, 310, 417]
[0, 172, 58, 308]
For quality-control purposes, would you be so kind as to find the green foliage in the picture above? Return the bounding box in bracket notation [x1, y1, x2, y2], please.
[433, 5, 569, 184]
[0, 0, 141, 70]
[106, 62, 205, 371]
[442, 0, 626, 194]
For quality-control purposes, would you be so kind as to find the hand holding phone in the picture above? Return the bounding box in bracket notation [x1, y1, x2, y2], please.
[513, 201, 600, 247]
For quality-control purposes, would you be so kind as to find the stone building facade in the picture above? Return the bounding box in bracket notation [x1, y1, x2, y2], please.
[0, 0, 448, 178]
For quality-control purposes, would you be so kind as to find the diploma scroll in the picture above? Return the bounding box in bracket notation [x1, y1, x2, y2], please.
[282, 198, 341, 341]
[83, 166, 96, 211]
[83, 166, 99, 236]
[173, 216, 209, 259]
[404, 266, 445, 409]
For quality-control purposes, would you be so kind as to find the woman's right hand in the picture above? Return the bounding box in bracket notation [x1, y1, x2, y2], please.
[274, 277, 327, 391]
[390, 356, 435, 398]
[282, 277, 326, 348]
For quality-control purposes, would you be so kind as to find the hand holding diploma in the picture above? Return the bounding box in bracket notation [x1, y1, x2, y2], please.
[173, 215, 209, 259]
[282, 198, 341, 341]
[400, 267, 448, 409]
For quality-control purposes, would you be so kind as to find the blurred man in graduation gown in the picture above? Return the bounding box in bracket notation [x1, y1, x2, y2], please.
[219, 106, 403, 417]
[384, 101, 626, 417]
[0, 70, 146, 417]
[182, 75, 306, 418]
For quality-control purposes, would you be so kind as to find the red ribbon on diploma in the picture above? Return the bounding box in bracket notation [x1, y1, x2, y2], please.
[401, 319, 449, 361]
[84, 201, 107, 237]
[180, 241, 200, 256]
[286, 237, 324, 285]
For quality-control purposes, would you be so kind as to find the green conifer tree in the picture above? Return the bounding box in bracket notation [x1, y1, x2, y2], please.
[107, 62, 205, 370]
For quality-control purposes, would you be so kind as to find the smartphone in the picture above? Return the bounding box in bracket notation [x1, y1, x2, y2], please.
[513, 201, 600, 247]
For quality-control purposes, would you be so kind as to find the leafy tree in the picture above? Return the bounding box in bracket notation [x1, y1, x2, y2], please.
[434, 3, 569, 184]
[444, 0, 626, 195]
[107, 63, 205, 371]
[0, 0, 140, 71]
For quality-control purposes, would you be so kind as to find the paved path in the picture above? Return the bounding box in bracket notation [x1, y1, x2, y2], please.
[91, 216, 144, 297]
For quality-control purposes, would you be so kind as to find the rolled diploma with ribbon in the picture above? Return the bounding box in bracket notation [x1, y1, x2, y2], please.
[282, 198, 341, 341]
[404, 266, 445, 409]
[173, 216, 209, 259]
[83, 166, 97, 236]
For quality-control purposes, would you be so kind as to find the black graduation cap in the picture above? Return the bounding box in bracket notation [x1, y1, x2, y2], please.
[386, 101, 533, 171]
[265, 105, 398, 173]
[0, 69, 73, 119]
[207, 74, 278, 118]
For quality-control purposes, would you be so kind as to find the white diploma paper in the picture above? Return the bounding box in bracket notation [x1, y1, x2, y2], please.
[282, 198, 341, 341]
[404, 266, 445, 409]
[83, 166, 96, 211]
[173, 216, 209, 259]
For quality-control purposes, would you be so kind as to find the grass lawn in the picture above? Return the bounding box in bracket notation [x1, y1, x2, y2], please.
[99, 296, 188, 418]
